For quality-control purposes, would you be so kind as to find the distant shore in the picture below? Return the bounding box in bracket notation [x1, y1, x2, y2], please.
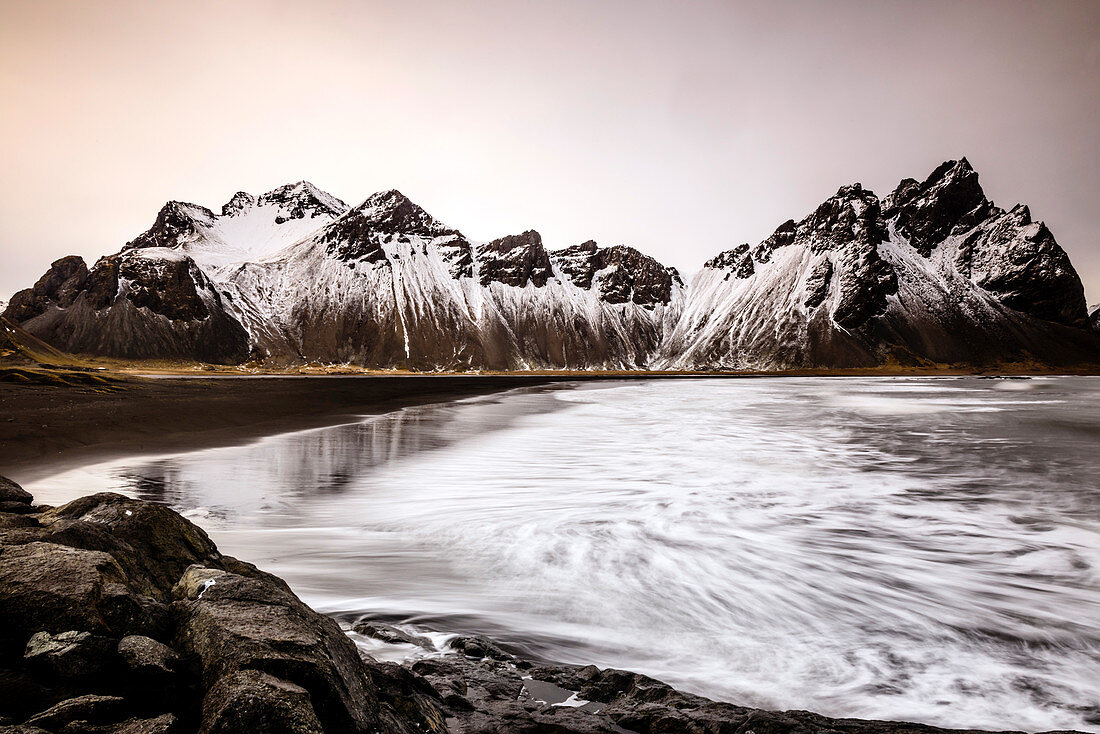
[0, 374, 562, 481]
[3, 366, 1098, 482]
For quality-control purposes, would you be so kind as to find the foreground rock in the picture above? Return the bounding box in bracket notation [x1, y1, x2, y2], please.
[0, 480, 1083, 733]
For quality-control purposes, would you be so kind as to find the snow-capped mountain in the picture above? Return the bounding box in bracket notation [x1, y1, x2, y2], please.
[660, 159, 1096, 369]
[4, 160, 1097, 370]
[5, 185, 683, 368]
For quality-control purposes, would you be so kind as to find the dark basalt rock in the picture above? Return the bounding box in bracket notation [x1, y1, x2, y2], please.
[116, 254, 210, 321]
[478, 230, 554, 288]
[0, 478, 32, 506]
[803, 257, 833, 309]
[3, 257, 89, 324]
[0, 486, 422, 733]
[24, 694, 126, 730]
[220, 191, 255, 217]
[258, 181, 347, 222]
[1090, 306, 1100, 334]
[116, 636, 180, 682]
[322, 190, 462, 267]
[705, 243, 755, 279]
[884, 158, 995, 257]
[552, 241, 680, 306]
[753, 219, 797, 263]
[434, 234, 475, 279]
[5, 251, 250, 365]
[24, 631, 115, 679]
[352, 621, 435, 650]
[124, 202, 215, 252]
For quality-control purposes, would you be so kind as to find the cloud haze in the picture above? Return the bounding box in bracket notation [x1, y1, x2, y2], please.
[1, 0, 1097, 303]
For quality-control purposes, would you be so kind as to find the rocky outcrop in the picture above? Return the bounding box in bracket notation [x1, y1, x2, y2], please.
[4, 257, 90, 325]
[3, 250, 249, 364]
[0, 480, 1083, 733]
[0, 484, 417, 733]
[477, 230, 554, 288]
[551, 241, 682, 307]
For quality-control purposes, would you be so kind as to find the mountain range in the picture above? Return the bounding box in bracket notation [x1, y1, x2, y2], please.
[5, 159, 1099, 370]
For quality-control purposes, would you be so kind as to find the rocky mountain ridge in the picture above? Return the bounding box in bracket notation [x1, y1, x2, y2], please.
[5, 160, 1097, 370]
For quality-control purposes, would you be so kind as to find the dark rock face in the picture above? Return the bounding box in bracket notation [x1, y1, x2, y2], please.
[803, 257, 833, 309]
[3, 257, 90, 324]
[5, 251, 250, 364]
[322, 190, 462, 266]
[1091, 306, 1100, 333]
[116, 254, 211, 321]
[0, 477, 33, 505]
[478, 230, 554, 288]
[705, 243, 755, 279]
[0, 484, 417, 733]
[220, 191, 255, 217]
[887, 159, 1087, 328]
[124, 202, 216, 252]
[552, 241, 681, 307]
[884, 158, 995, 256]
[953, 204, 1087, 328]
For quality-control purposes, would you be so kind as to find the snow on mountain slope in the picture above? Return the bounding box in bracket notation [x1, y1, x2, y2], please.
[4, 162, 1096, 369]
[221, 193, 684, 369]
[661, 160, 1096, 369]
[124, 181, 348, 275]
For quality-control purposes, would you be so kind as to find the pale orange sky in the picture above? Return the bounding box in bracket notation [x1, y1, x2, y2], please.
[2, 0, 1098, 303]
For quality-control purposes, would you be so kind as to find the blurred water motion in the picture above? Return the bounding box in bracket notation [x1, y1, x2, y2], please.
[28, 377, 1100, 732]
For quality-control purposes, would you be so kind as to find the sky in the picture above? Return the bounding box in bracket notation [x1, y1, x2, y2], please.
[1, 0, 1098, 304]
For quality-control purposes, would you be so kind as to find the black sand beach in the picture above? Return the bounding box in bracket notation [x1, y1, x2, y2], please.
[0, 375, 558, 481]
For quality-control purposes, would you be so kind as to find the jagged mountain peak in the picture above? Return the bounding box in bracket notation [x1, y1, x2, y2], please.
[884, 157, 993, 256]
[478, 230, 553, 288]
[550, 240, 682, 307]
[221, 191, 256, 217]
[124, 200, 215, 251]
[340, 189, 458, 239]
[740, 180, 886, 267]
[257, 181, 348, 220]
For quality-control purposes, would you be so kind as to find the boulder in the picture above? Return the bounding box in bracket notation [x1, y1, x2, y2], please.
[351, 620, 435, 650]
[23, 631, 115, 679]
[198, 670, 324, 734]
[172, 565, 384, 733]
[0, 479, 31, 506]
[25, 695, 125, 730]
[116, 636, 180, 680]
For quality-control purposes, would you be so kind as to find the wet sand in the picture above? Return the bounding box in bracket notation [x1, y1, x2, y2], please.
[0, 374, 564, 483]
